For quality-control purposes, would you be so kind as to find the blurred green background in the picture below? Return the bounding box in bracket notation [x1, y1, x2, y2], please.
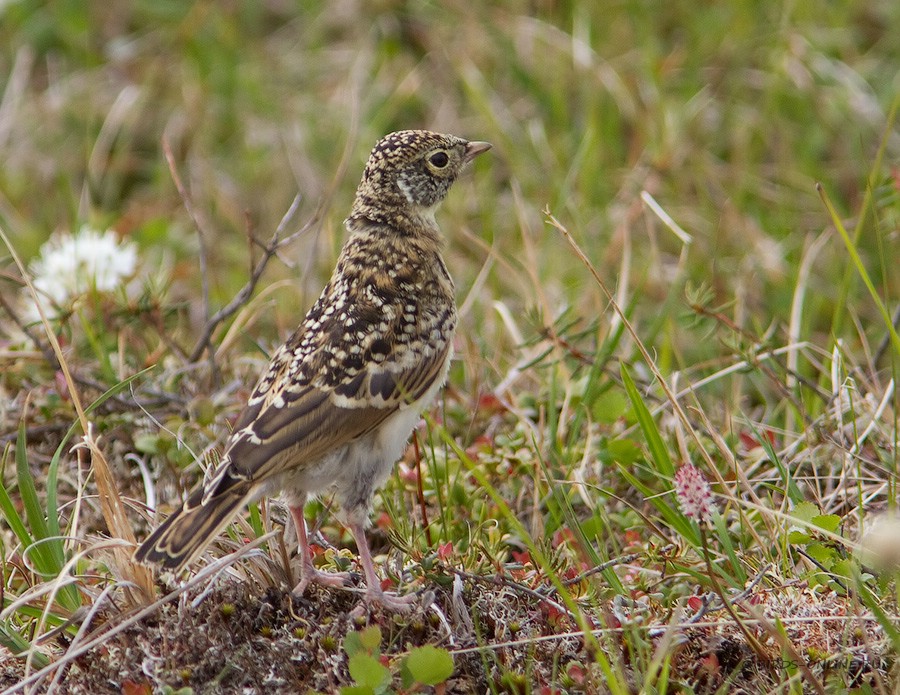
[1, 0, 898, 376]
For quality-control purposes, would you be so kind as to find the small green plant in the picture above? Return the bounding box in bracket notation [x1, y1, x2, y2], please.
[0, 421, 81, 668]
[787, 501, 850, 592]
[340, 625, 454, 694]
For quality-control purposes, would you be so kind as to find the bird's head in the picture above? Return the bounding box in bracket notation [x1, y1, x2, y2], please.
[349, 130, 491, 233]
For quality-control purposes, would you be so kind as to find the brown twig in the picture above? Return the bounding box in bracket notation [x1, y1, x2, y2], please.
[412, 431, 432, 546]
[186, 192, 312, 364]
[0, 423, 70, 446]
[684, 562, 772, 624]
[441, 565, 579, 623]
[162, 137, 219, 381]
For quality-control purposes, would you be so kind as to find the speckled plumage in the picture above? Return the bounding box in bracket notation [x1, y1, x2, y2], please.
[135, 130, 490, 610]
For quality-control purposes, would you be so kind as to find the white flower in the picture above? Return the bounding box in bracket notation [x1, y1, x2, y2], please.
[23, 225, 138, 321]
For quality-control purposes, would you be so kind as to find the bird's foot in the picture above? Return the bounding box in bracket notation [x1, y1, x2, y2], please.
[292, 567, 353, 595]
[349, 586, 419, 618]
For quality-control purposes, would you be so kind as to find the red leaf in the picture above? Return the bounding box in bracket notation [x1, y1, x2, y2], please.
[374, 511, 392, 530]
[624, 529, 642, 546]
[511, 550, 531, 565]
[476, 393, 505, 413]
[700, 653, 720, 675]
[738, 431, 758, 450]
[553, 528, 575, 546]
[566, 662, 586, 685]
[122, 680, 152, 695]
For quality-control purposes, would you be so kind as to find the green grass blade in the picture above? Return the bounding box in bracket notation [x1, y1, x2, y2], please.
[620, 363, 675, 479]
[0, 449, 35, 551]
[750, 421, 803, 506]
[828, 93, 898, 339]
[0, 622, 51, 669]
[712, 511, 747, 584]
[14, 421, 59, 575]
[819, 177, 900, 357]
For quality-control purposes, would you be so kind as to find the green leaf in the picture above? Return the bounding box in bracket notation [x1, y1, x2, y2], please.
[347, 653, 390, 692]
[811, 514, 841, 534]
[340, 687, 375, 695]
[791, 502, 819, 524]
[0, 621, 50, 669]
[343, 630, 363, 658]
[404, 645, 454, 686]
[15, 421, 54, 561]
[358, 625, 382, 653]
[830, 558, 855, 581]
[4, 425, 81, 613]
[712, 511, 747, 583]
[246, 500, 263, 539]
[591, 389, 629, 424]
[787, 530, 812, 544]
[0, 451, 34, 552]
[133, 432, 160, 455]
[805, 542, 837, 568]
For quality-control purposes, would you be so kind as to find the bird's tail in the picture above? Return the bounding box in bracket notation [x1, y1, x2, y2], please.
[134, 487, 253, 573]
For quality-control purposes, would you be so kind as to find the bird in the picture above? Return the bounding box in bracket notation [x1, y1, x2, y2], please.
[135, 130, 491, 610]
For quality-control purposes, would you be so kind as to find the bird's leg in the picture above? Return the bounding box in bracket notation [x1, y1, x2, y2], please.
[346, 515, 416, 612]
[289, 503, 351, 594]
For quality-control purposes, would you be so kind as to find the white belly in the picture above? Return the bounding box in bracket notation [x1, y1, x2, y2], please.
[274, 349, 451, 517]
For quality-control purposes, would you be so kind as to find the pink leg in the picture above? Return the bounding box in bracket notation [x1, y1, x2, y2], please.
[289, 504, 350, 594]
[347, 517, 416, 612]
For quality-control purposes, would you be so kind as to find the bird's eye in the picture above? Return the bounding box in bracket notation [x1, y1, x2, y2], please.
[428, 151, 450, 168]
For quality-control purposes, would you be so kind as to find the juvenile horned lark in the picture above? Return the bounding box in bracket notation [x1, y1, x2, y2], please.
[135, 130, 491, 610]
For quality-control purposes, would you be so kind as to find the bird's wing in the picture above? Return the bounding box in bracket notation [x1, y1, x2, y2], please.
[197, 298, 452, 504]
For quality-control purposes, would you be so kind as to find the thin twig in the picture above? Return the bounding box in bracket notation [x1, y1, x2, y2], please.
[186, 193, 312, 364]
[162, 137, 219, 382]
[550, 551, 644, 591]
[412, 431, 432, 546]
[685, 562, 772, 624]
[441, 565, 580, 624]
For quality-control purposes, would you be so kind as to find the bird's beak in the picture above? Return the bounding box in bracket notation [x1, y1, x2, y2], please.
[463, 141, 492, 163]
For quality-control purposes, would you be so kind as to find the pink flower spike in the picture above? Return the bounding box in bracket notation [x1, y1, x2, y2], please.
[674, 464, 715, 524]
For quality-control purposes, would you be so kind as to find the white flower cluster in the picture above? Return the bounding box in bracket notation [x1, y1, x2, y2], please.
[23, 225, 138, 322]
